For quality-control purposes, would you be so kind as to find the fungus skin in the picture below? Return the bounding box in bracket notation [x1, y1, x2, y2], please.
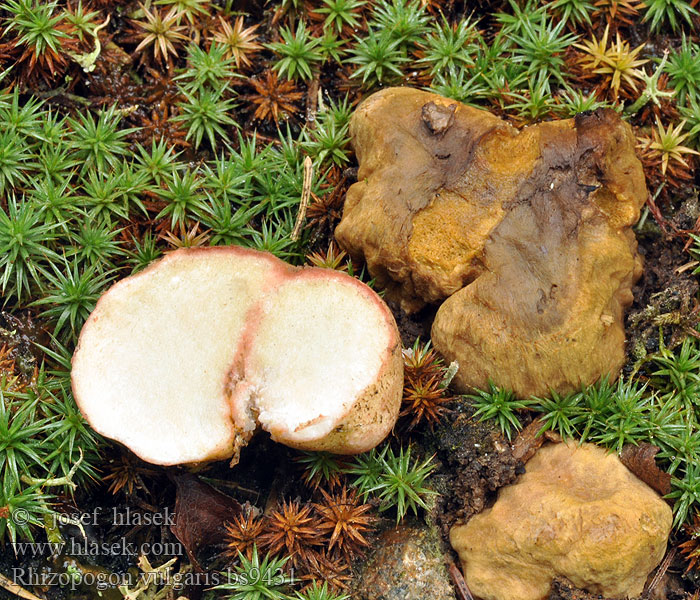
[450, 443, 672, 600]
[336, 87, 646, 397]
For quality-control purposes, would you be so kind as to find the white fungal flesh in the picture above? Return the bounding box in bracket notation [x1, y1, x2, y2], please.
[71, 247, 401, 465]
[72, 249, 274, 465]
[243, 275, 389, 443]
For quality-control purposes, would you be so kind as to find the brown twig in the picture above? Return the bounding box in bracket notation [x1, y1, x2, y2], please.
[241, 130, 282, 146]
[645, 185, 675, 237]
[644, 546, 676, 598]
[305, 68, 321, 127]
[0, 573, 43, 600]
[292, 156, 314, 241]
[448, 561, 474, 600]
[676, 260, 699, 274]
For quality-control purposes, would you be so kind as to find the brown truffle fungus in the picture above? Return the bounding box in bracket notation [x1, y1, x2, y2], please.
[71, 247, 402, 466]
[450, 443, 672, 600]
[336, 87, 647, 398]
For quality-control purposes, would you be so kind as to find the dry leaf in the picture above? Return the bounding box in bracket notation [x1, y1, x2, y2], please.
[513, 418, 547, 462]
[170, 472, 242, 570]
[620, 443, 672, 496]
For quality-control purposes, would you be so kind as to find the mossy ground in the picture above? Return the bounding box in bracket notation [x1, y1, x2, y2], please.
[1, 0, 700, 598]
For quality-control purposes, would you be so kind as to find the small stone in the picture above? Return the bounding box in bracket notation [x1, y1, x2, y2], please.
[450, 442, 672, 600]
[356, 524, 455, 600]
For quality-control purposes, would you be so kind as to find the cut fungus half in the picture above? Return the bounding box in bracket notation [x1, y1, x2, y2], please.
[71, 247, 402, 466]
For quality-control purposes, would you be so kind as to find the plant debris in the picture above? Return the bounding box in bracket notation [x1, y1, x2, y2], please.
[170, 472, 241, 569]
[1, 0, 700, 597]
[620, 443, 673, 496]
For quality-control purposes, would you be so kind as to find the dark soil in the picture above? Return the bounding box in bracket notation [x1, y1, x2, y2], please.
[626, 194, 700, 370]
[548, 578, 610, 600]
[422, 401, 522, 539]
